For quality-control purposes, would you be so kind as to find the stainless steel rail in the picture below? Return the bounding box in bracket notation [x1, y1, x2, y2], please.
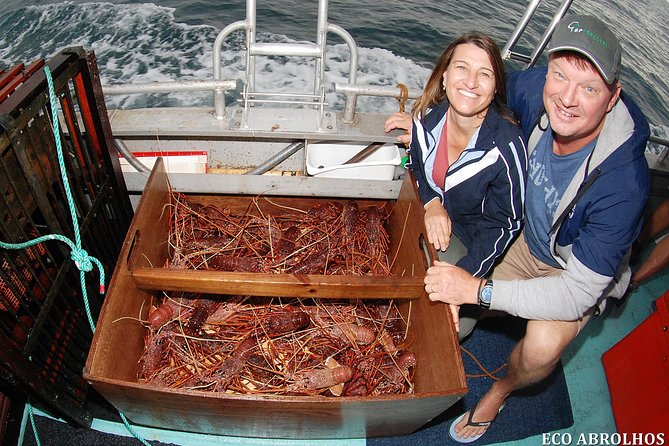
[211, 0, 358, 125]
[501, 0, 575, 67]
[334, 83, 423, 123]
[499, 0, 669, 161]
[102, 79, 238, 95]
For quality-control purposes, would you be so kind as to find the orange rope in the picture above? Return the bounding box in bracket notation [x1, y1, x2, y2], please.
[396, 83, 409, 113]
[396, 83, 410, 151]
[460, 346, 508, 381]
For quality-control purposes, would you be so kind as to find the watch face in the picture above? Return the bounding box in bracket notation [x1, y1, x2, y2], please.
[481, 285, 493, 303]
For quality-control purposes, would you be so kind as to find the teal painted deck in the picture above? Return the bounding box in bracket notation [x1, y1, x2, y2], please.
[19, 268, 668, 445]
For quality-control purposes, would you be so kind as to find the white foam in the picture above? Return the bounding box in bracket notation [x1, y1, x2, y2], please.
[1, 2, 430, 112]
[1, 1, 667, 136]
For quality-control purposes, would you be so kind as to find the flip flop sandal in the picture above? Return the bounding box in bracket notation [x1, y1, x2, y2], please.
[448, 402, 505, 443]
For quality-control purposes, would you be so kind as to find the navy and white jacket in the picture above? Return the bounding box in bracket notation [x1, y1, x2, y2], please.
[407, 99, 528, 277]
[491, 67, 651, 321]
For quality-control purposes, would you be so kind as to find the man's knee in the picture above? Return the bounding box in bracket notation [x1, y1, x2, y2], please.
[520, 320, 579, 367]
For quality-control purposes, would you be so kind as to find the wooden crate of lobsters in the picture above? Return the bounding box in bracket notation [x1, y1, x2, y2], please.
[84, 158, 466, 439]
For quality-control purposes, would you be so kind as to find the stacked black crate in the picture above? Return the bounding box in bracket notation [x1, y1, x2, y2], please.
[0, 47, 133, 428]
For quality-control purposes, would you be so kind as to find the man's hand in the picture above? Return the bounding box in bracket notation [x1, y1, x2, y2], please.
[424, 260, 482, 306]
[384, 112, 412, 145]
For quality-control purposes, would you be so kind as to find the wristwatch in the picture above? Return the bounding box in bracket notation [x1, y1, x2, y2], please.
[478, 279, 493, 309]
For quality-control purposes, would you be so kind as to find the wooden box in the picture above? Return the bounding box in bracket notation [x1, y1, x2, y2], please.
[84, 159, 466, 439]
[127, 162, 428, 299]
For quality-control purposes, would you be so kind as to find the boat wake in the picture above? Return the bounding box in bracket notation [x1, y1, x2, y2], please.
[0, 2, 429, 113]
[0, 1, 667, 145]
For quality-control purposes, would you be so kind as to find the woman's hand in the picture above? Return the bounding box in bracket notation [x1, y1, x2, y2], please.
[424, 199, 451, 251]
[384, 112, 412, 145]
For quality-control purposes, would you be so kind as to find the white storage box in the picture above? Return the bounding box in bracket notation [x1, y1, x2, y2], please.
[306, 141, 402, 180]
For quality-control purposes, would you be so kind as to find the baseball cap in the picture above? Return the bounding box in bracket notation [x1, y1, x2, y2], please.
[547, 14, 621, 84]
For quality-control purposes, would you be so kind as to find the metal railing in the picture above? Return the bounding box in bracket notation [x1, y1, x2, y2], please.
[103, 0, 360, 125]
[98, 0, 669, 159]
[100, 0, 574, 124]
[649, 136, 669, 163]
[334, 0, 577, 123]
[103, 79, 238, 96]
[211, 0, 359, 126]
[334, 83, 422, 124]
[501, 0, 575, 67]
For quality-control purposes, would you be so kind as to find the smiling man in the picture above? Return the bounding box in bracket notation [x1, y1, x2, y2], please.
[423, 15, 651, 443]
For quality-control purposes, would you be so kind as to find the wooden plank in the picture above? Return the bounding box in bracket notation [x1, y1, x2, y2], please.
[132, 268, 424, 298]
[23, 59, 45, 78]
[84, 162, 169, 384]
[88, 377, 464, 438]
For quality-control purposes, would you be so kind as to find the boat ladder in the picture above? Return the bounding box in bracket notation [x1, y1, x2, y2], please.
[212, 0, 358, 132]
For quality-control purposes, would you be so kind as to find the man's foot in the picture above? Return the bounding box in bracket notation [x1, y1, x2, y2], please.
[449, 382, 507, 442]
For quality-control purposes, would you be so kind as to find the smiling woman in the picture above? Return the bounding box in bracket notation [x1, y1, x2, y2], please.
[384, 33, 527, 281]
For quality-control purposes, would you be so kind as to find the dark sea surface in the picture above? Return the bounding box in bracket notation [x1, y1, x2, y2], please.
[1, 0, 668, 139]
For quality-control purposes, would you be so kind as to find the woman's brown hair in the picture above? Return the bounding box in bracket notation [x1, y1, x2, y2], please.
[412, 33, 517, 125]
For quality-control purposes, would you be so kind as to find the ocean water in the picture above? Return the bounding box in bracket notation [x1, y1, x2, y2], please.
[1, 0, 668, 143]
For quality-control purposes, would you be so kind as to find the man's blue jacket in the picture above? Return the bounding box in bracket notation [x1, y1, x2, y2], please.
[491, 67, 651, 321]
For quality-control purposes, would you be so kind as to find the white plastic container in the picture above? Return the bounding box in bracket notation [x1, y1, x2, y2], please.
[306, 141, 402, 180]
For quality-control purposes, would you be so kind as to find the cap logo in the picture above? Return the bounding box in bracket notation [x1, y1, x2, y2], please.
[567, 20, 609, 48]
